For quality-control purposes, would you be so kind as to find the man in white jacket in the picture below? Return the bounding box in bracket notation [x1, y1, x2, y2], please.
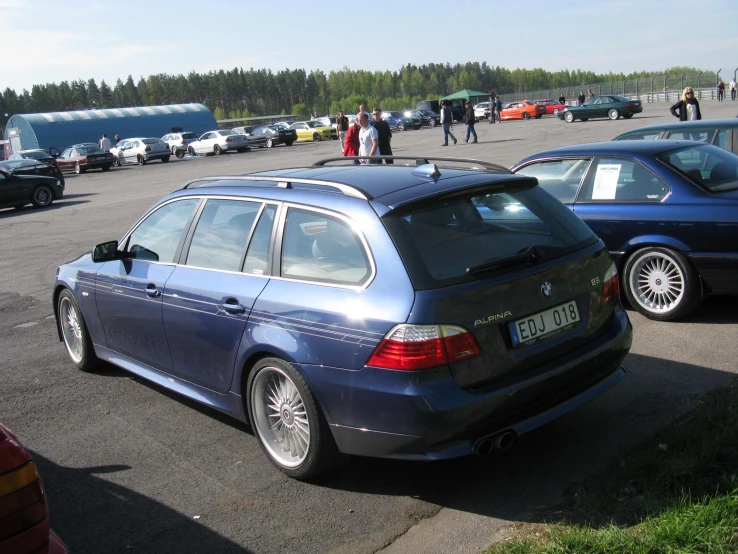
[99, 133, 112, 152]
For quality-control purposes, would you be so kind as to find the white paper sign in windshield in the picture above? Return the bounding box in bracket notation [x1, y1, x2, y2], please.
[592, 164, 621, 200]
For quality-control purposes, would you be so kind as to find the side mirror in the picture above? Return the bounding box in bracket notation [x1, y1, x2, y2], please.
[49, 148, 60, 158]
[92, 240, 120, 262]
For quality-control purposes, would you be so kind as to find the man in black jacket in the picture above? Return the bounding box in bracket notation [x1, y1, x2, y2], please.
[464, 101, 477, 143]
[336, 110, 349, 153]
[371, 108, 393, 164]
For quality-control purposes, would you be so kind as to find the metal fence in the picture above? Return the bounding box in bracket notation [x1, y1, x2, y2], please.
[499, 69, 737, 105]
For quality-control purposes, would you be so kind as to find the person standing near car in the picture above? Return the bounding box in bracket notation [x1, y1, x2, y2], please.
[558, 92, 566, 105]
[494, 96, 503, 122]
[670, 87, 702, 121]
[463, 101, 478, 144]
[343, 118, 360, 164]
[588, 88, 595, 99]
[578, 90, 586, 106]
[336, 110, 349, 153]
[113, 134, 121, 146]
[440, 101, 457, 146]
[371, 108, 393, 164]
[99, 133, 111, 152]
[358, 113, 379, 164]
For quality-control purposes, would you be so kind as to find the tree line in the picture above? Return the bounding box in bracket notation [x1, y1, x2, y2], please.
[0, 63, 713, 132]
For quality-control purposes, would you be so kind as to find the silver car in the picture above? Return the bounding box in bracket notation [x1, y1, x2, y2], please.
[161, 131, 199, 155]
[113, 138, 170, 166]
[187, 130, 249, 156]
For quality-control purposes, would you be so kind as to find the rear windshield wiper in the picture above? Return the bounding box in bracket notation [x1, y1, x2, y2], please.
[466, 245, 545, 275]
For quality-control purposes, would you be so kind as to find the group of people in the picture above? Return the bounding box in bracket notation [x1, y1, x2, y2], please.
[338, 105, 393, 164]
[98, 133, 122, 152]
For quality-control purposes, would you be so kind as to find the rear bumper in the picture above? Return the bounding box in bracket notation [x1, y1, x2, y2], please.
[300, 309, 632, 460]
[144, 151, 169, 161]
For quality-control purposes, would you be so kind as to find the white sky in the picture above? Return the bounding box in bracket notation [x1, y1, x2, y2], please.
[2, 0, 737, 93]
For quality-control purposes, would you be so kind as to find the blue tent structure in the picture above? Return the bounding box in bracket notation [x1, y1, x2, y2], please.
[4, 103, 217, 154]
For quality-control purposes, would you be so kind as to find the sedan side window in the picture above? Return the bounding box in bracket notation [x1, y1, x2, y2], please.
[667, 130, 714, 143]
[281, 208, 371, 286]
[515, 158, 592, 203]
[618, 132, 660, 141]
[126, 199, 199, 263]
[185, 199, 261, 272]
[580, 158, 668, 202]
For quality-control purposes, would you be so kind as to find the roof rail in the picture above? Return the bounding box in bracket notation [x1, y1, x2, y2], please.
[312, 156, 510, 173]
[177, 175, 370, 199]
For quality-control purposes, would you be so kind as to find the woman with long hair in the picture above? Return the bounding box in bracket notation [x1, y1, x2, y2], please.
[670, 87, 702, 121]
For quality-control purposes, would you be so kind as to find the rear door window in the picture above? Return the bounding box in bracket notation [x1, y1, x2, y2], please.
[666, 129, 715, 143]
[382, 182, 597, 289]
[579, 158, 668, 202]
[515, 158, 592, 203]
[185, 199, 262, 272]
[616, 131, 661, 141]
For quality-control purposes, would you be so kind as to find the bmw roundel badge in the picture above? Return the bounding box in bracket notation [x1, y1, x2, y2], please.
[541, 281, 553, 298]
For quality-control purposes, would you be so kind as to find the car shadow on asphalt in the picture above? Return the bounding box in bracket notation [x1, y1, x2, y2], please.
[0, 199, 94, 218]
[32, 452, 253, 553]
[621, 296, 738, 325]
[309, 352, 735, 529]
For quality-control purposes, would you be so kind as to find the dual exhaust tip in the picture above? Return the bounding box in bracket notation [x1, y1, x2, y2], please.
[472, 430, 516, 456]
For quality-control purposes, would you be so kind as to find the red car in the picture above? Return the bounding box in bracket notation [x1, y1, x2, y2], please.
[55, 143, 116, 174]
[0, 422, 67, 553]
[533, 99, 566, 115]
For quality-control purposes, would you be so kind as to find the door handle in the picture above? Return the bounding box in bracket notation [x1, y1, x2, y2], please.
[145, 284, 161, 298]
[221, 298, 246, 314]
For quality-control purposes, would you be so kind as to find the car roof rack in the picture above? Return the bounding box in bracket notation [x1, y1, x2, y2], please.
[312, 156, 510, 173]
[177, 175, 370, 200]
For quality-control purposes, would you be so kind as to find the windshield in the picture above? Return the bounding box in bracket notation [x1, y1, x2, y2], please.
[142, 138, 163, 145]
[181, 132, 197, 139]
[658, 144, 738, 192]
[77, 147, 104, 155]
[21, 150, 49, 159]
[306, 121, 325, 128]
[382, 182, 597, 289]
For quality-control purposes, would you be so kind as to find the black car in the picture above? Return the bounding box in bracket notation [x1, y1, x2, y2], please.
[245, 124, 297, 148]
[383, 111, 421, 131]
[0, 160, 65, 210]
[9, 149, 56, 164]
[405, 109, 438, 128]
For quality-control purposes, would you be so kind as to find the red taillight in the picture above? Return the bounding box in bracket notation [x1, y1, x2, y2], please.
[180, 139, 185, 144]
[600, 262, 620, 306]
[225, 137, 232, 142]
[626, 102, 635, 108]
[145, 146, 151, 152]
[366, 324, 481, 371]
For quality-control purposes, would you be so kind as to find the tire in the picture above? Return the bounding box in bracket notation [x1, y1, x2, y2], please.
[429, 119, 437, 128]
[101, 165, 111, 172]
[535, 114, 542, 119]
[161, 156, 170, 163]
[115, 157, 122, 167]
[266, 138, 273, 148]
[175, 148, 185, 158]
[313, 133, 321, 142]
[31, 185, 54, 208]
[57, 289, 98, 372]
[397, 122, 406, 131]
[247, 357, 339, 480]
[553, 108, 560, 115]
[214, 145, 223, 155]
[623, 247, 701, 321]
[74, 162, 84, 174]
[623, 113, 634, 119]
[137, 154, 146, 165]
[188, 146, 196, 156]
[564, 112, 575, 123]
[236, 148, 247, 153]
[285, 141, 293, 146]
[608, 108, 620, 120]
[171, 146, 178, 155]
[522, 112, 530, 120]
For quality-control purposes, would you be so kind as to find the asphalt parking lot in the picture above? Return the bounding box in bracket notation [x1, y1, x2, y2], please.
[2, 101, 738, 554]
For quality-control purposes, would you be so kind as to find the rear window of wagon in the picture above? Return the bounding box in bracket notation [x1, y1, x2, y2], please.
[382, 182, 598, 290]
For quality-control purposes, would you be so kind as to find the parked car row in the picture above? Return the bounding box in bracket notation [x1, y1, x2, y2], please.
[472, 95, 642, 123]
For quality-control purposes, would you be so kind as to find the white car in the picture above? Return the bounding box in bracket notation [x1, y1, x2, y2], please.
[112, 137, 170, 166]
[187, 130, 250, 156]
[474, 102, 492, 121]
[161, 131, 199, 155]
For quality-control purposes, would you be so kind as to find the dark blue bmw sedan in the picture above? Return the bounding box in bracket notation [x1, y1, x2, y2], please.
[512, 141, 738, 322]
[54, 156, 632, 479]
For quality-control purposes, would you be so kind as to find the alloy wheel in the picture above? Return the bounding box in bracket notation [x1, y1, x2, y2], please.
[628, 250, 685, 315]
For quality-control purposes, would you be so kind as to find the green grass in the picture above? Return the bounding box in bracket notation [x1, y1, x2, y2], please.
[487, 383, 738, 554]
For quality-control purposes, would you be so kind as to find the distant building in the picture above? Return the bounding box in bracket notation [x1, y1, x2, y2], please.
[3, 103, 217, 154]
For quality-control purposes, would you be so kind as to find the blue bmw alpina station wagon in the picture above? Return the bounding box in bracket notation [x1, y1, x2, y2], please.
[54, 156, 632, 479]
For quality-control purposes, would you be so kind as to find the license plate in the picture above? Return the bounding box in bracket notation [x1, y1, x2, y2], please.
[509, 300, 580, 347]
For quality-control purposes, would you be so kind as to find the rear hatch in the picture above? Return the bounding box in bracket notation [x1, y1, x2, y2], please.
[381, 179, 619, 389]
[143, 139, 168, 152]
